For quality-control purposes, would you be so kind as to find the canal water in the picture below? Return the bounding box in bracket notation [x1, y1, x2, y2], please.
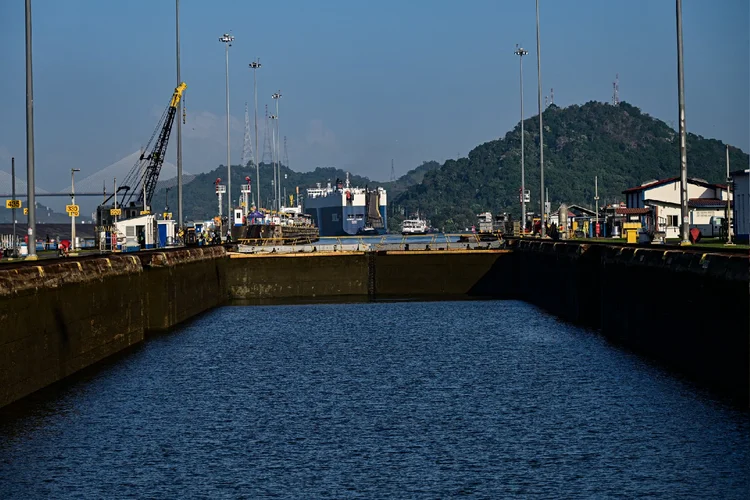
[1, 300, 748, 498]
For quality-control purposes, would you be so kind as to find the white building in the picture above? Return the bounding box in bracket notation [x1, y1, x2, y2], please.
[731, 169, 749, 242]
[623, 177, 730, 239]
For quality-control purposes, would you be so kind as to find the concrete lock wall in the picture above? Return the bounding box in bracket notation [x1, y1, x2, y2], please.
[1, 242, 747, 408]
[0, 246, 228, 408]
[507, 239, 749, 403]
[225, 250, 514, 301]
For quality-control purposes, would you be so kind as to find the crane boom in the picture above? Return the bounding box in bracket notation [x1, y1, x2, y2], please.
[138, 82, 187, 208]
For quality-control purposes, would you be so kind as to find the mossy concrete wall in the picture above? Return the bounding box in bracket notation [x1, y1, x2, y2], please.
[226, 250, 514, 301]
[2, 242, 746, 408]
[0, 246, 227, 408]
[508, 239, 749, 403]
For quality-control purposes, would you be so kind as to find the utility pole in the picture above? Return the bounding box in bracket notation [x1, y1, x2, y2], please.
[11, 157, 17, 257]
[725, 144, 734, 245]
[272, 91, 282, 212]
[219, 33, 234, 223]
[71, 168, 80, 255]
[249, 59, 262, 208]
[676, 0, 689, 244]
[176, 0, 183, 230]
[25, 0, 37, 259]
[515, 44, 529, 231]
[269, 115, 278, 211]
[536, 0, 545, 237]
[595, 176, 600, 237]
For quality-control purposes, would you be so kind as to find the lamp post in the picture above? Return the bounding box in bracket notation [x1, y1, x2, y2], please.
[249, 59, 262, 208]
[272, 91, 282, 211]
[536, 0, 545, 237]
[726, 144, 734, 245]
[25, 0, 37, 259]
[219, 32, 234, 225]
[514, 45, 529, 232]
[675, 0, 689, 245]
[176, 0, 183, 230]
[71, 168, 80, 254]
[269, 114, 278, 211]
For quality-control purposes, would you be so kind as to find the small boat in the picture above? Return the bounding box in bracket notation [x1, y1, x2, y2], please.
[401, 216, 429, 235]
[356, 226, 380, 236]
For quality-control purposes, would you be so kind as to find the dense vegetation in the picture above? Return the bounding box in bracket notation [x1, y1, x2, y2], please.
[156, 100, 747, 231]
[390, 101, 748, 231]
[156, 160, 441, 222]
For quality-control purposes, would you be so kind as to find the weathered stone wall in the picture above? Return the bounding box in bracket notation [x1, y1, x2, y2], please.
[0, 247, 229, 408]
[226, 250, 514, 301]
[0, 256, 144, 408]
[507, 239, 749, 403]
[227, 253, 369, 299]
[141, 246, 228, 331]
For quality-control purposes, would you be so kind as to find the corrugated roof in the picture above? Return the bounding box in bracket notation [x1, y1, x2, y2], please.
[615, 207, 651, 215]
[623, 177, 728, 194]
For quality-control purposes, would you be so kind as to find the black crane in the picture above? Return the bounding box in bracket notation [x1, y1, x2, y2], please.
[98, 82, 187, 223]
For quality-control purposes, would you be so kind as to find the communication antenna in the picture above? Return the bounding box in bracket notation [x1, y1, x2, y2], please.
[544, 95, 548, 108]
[550, 88, 554, 106]
[283, 135, 289, 170]
[262, 104, 273, 165]
[241, 102, 253, 167]
[390, 159, 396, 181]
[612, 73, 620, 105]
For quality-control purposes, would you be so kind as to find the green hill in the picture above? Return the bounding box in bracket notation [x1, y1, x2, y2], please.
[157, 100, 748, 230]
[390, 101, 748, 231]
[158, 163, 383, 222]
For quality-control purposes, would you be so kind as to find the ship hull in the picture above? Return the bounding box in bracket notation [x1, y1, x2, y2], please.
[305, 204, 388, 237]
[238, 224, 320, 244]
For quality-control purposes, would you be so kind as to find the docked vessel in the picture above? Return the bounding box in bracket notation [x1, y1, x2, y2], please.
[401, 215, 429, 235]
[239, 205, 320, 244]
[304, 173, 388, 236]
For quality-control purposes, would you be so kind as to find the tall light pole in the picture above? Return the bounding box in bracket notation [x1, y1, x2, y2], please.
[71, 168, 80, 254]
[269, 114, 278, 210]
[272, 91, 282, 211]
[675, 0, 689, 244]
[515, 44, 529, 232]
[249, 59, 262, 208]
[725, 144, 733, 245]
[536, 0, 545, 237]
[25, 0, 37, 259]
[219, 32, 234, 222]
[176, 0, 183, 230]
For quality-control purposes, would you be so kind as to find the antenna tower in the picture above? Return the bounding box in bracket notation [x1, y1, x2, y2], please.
[550, 88, 554, 106]
[283, 136, 289, 169]
[262, 105, 273, 165]
[390, 159, 395, 181]
[612, 73, 620, 105]
[241, 102, 253, 167]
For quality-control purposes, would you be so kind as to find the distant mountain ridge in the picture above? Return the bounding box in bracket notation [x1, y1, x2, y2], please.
[155, 100, 748, 230]
[388, 101, 748, 231]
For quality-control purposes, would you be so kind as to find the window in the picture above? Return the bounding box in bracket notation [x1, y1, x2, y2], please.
[668, 215, 679, 227]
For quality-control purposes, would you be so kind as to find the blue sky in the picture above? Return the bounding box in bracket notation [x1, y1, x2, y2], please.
[0, 0, 748, 192]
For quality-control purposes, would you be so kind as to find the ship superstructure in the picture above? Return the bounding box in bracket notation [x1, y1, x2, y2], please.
[304, 173, 388, 236]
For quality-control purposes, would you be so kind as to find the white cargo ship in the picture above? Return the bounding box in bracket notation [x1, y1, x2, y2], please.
[304, 173, 388, 236]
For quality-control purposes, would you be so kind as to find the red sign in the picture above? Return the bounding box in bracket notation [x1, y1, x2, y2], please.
[595, 222, 601, 236]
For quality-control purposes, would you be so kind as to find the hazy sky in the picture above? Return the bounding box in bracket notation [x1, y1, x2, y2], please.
[0, 0, 748, 192]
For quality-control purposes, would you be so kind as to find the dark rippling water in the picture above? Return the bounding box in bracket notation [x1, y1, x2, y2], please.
[1, 300, 748, 498]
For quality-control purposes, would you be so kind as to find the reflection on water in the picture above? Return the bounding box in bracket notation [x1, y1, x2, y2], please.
[1, 300, 748, 498]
